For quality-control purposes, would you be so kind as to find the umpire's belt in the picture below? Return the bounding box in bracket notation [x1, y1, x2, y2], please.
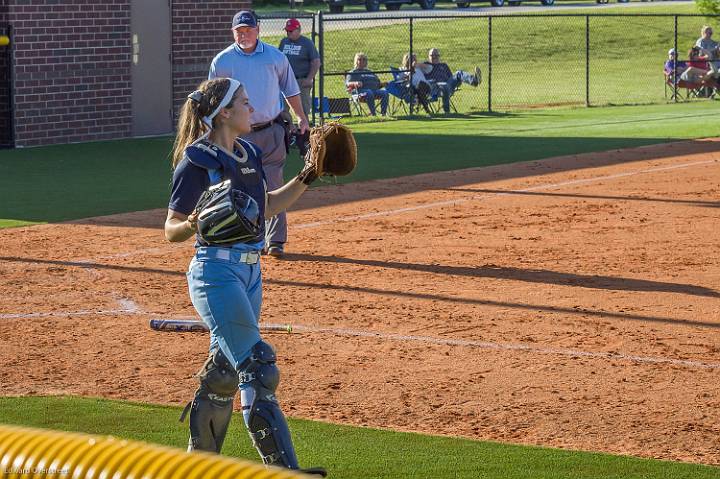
[195, 247, 260, 264]
[251, 114, 285, 132]
[251, 121, 273, 132]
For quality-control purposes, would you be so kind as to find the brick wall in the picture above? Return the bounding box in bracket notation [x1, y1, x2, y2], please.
[4, 0, 250, 147]
[8, 0, 132, 147]
[171, 1, 250, 119]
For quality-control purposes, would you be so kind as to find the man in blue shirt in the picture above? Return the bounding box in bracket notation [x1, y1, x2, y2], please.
[209, 11, 309, 257]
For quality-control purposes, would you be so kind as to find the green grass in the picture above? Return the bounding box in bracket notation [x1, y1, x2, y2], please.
[1, 101, 719, 228]
[0, 396, 717, 478]
[258, 3, 714, 110]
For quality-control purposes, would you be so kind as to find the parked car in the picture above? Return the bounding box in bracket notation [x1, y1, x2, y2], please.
[325, 0, 436, 13]
[453, 0, 554, 6]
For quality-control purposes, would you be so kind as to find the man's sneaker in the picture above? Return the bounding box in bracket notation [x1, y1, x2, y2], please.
[300, 467, 327, 477]
[267, 242, 285, 258]
[471, 66, 482, 87]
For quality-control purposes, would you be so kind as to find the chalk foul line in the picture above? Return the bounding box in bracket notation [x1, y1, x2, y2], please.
[56, 157, 715, 262]
[3, 308, 715, 371]
[0, 309, 139, 320]
[295, 159, 717, 230]
[288, 324, 720, 371]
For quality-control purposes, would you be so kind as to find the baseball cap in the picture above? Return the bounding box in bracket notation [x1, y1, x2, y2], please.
[285, 18, 301, 32]
[668, 48, 676, 55]
[232, 11, 257, 29]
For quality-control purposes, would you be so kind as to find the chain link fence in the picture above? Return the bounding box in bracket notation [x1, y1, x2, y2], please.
[305, 13, 720, 120]
[0, 24, 13, 148]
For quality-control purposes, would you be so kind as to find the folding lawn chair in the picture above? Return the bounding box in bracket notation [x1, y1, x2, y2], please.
[430, 81, 460, 114]
[387, 66, 434, 116]
[664, 73, 713, 101]
[346, 84, 369, 116]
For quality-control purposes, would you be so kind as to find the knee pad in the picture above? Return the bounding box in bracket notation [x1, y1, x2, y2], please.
[239, 341, 299, 469]
[198, 348, 239, 399]
[180, 349, 238, 453]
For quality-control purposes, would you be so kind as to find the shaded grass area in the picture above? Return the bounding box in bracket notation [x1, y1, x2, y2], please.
[1, 101, 719, 227]
[0, 396, 717, 479]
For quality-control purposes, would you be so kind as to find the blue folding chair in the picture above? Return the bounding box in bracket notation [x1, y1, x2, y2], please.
[386, 66, 434, 116]
[385, 80, 412, 115]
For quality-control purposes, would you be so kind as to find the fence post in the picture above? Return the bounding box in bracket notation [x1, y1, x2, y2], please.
[409, 17, 414, 116]
[585, 15, 590, 107]
[318, 11, 324, 124]
[673, 15, 678, 103]
[311, 13, 317, 124]
[488, 15, 492, 113]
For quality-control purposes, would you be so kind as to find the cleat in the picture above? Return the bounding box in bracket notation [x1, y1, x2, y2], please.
[267, 243, 285, 258]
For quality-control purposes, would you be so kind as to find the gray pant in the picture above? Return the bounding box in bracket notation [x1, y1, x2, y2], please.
[243, 123, 287, 245]
[284, 85, 313, 118]
[300, 85, 313, 117]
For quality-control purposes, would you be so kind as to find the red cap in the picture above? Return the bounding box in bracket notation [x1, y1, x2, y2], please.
[285, 18, 301, 32]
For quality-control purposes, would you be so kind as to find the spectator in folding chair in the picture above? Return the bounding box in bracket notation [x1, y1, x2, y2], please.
[680, 47, 718, 98]
[664, 48, 695, 100]
[417, 48, 481, 114]
[345, 52, 389, 116]
[682, 47, 710, 81]
[397, 53, 433, 115]
[695, 25, 720, 81]
[664, 48, 686, 83]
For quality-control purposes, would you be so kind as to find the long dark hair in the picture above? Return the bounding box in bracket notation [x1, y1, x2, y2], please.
[171, 78, 238, 169]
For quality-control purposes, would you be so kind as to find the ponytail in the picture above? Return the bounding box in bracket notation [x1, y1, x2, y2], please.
[171, 78, 233, 169]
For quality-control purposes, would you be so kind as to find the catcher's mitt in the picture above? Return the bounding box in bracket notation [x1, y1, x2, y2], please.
[194, 180, 262, 245]
[297, 122, 357, 185]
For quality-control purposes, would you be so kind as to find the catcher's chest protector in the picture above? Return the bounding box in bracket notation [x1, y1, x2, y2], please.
[185, 139, 267, 240]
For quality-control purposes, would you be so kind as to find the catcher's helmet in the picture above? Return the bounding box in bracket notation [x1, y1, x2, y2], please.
[196, 180, 262, 245]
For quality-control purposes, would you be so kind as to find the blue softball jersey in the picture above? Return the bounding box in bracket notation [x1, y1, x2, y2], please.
[169, 137, 267, 250]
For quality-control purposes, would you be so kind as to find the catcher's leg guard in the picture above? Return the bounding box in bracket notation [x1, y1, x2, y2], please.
[180, 348, 239, 453]
[239, 340, 299, 469]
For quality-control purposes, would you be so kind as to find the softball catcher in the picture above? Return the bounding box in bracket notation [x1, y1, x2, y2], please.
[165, 77, 355, 476]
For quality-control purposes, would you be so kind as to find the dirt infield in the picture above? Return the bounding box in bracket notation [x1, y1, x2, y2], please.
[1, 139, 719, 465]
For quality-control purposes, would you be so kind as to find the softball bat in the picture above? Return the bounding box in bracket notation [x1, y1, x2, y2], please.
[149, 319, 292, 333]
